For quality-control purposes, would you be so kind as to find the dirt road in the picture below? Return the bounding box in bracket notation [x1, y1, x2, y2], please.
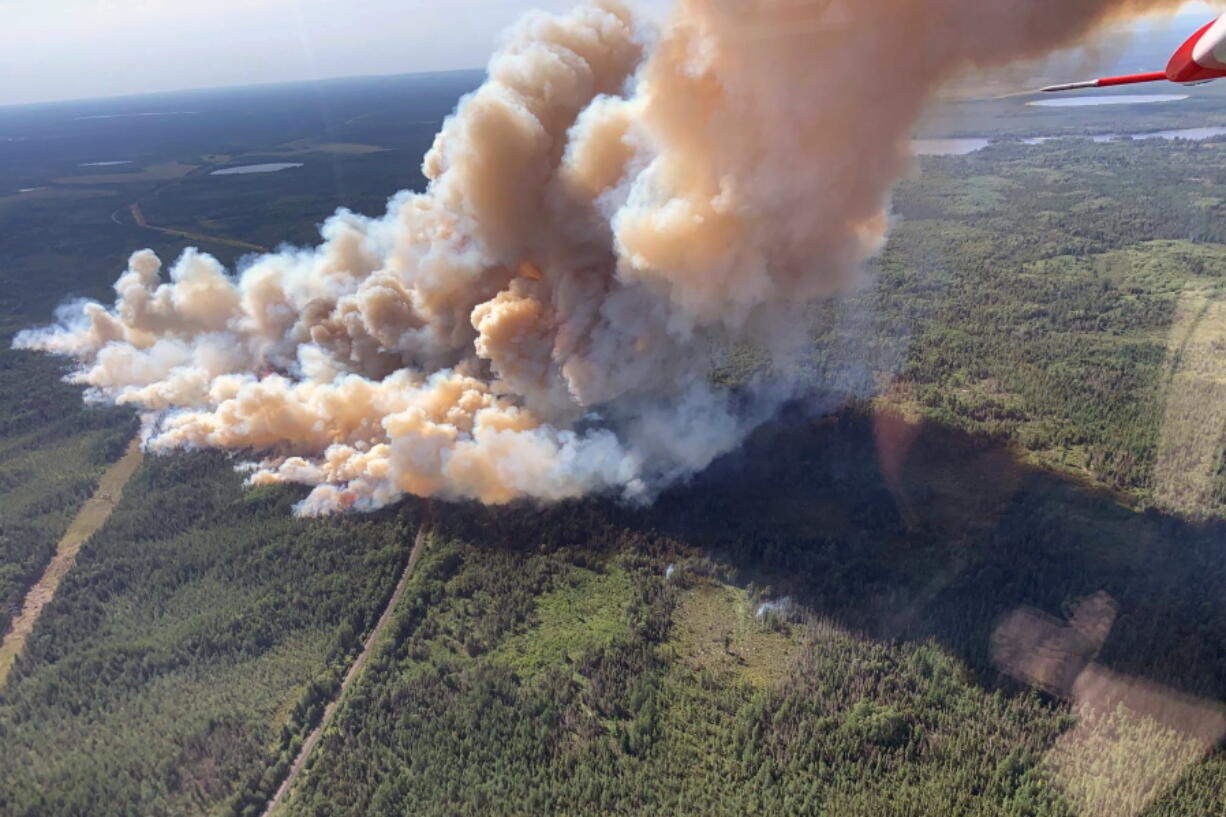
[261, 517, 432, 817]
[128, 202, 269, 253]
[0, 436, 144, 688]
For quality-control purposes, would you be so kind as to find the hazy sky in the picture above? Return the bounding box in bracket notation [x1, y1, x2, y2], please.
[0, 0, 1218, 107]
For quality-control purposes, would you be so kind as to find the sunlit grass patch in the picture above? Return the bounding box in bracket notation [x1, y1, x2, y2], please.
[672, 578, 799, 689]
[492, 564, 633, 681]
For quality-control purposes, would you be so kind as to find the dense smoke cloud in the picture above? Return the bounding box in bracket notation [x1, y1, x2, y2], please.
[18, 0, 1183, 513]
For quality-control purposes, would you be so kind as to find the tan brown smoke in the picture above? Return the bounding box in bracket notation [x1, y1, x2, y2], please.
[17, 0, 1185, 513]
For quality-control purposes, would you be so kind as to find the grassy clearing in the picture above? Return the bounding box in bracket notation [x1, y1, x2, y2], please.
[493, 563, 633, 681]
[1047, 700, 1216, 817]
[53, 161, 198, 185]
[672, 579, 798, 689]
[270, 140, 387, 155]
[1151, 289, 1226, 515]
[0, 187, 118, 205]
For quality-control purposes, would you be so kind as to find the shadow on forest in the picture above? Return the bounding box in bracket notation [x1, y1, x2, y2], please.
[435, 402, 1226, 714]
[654, 405, 1226, 707]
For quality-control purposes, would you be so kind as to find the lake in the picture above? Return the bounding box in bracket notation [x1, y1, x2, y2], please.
[911, 138, 991, 156]
[74, 111, 201, 121]
[210, 163, 304, 176]
[913, 126, 1226, 156]
[1026, 94, 1190, 107]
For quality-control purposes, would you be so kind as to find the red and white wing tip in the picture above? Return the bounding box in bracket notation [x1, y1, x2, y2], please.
[1039, 11, 1226, 93]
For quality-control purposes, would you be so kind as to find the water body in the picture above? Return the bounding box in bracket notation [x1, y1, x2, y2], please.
[211, 162, 304, 176]
[1022, 127, 1226, 146]
[913, 126, 1226, 156]
[74, 111, 201, 121]
[1111, 126, 1226, 142]
[912, 138, 991, 156]
[80, 160, 131, 167]
[1026, 94, 1189, 108]
[17, 187, 44, 194]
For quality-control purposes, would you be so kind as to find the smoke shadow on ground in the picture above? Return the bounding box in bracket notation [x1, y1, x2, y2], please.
[431, 402, 1226, 709]
[651, 405, 1226, 707]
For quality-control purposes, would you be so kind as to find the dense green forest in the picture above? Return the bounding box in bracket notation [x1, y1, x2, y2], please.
[2, 80, 1226, 816]
[275, 413, 1226, 817]
[0, 201, 144, 636]
[833, 137, 1226, 512]
[0, 452, 415, 817]
[0, 73, 463, 639]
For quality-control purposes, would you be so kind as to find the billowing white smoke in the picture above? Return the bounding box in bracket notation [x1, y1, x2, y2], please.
[17, 0, 1182, 514]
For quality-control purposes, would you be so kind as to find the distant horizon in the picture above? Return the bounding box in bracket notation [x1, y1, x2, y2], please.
[0, 0, 672, 108]
[0, 0, 1218, 108]
[0, 66, 487, 113]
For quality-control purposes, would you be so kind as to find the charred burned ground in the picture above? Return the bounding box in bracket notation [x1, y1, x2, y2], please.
[0, 74, 1225, 816]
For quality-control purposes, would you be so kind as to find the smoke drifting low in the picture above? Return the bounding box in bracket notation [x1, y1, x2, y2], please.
[18, 0, 1182, 514]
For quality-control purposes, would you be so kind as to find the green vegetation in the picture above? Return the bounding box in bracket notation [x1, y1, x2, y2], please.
[493, 562, 636, 680]
[284, 525, 1080, 817]
[0, 452, 419, 817]
[2, 78, 1226, 816]
[0, 75, 473, 817]
[0, 203, 141, 637]
[0, 438, 142, 686]
[916, 85, 1226, 139]
[0, 71, 476, 648]
[822, 138, 1226, 511]
[279, 429, 1226, 815]
[0, 392, 133, 636]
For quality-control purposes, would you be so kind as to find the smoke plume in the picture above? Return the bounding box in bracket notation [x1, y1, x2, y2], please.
[17, 0, 1183, 513]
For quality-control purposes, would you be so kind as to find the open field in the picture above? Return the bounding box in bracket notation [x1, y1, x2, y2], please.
[0, 186, 116, 204]
[1151, 289, 1226, 514]
[54, 161, 197, 185]
[672, 579, 799, 689]
[270, 139, 388, 155]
